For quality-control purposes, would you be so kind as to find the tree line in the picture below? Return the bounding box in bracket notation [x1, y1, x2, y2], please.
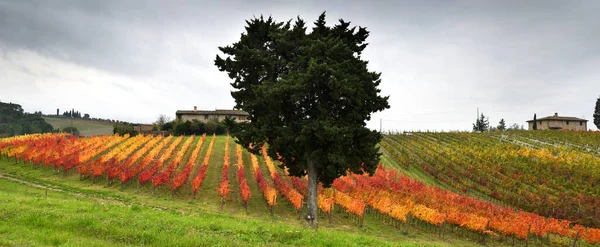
[112, 114, 229, 136]
[0, 101, 54, 137]
[472, 113, 523, 132]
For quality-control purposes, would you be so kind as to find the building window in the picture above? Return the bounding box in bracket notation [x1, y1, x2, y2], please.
[566, 121, 569, 125]
[204, 114, 208, 120]
[539, 121, 542, 125]
[580, 121, 583, 126]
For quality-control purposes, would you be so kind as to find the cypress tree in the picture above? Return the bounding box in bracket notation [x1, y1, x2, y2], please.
[215, 12, 389, 228]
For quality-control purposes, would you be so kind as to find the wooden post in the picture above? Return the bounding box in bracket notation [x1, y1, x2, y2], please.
[482, 219, 490, 245]
[526, 224, 531, 247]
[572, 231, 579, 247]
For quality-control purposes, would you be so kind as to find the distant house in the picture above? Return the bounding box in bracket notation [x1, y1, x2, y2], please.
[133, 124, 154, 133]
[175, 106, 250, 123]
[526, 113, 587, 131]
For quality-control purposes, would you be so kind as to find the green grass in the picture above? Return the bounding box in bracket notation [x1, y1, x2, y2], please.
[0, 178, 395, 247]
[43, 117, 114, 136]
[0, 137, 519, 247]
[379, 150, 449, 190]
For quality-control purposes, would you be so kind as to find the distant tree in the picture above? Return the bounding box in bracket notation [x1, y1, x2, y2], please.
[533, 113, 537, 130]
[472, 113, 489, 132]
[57, 108, 59, 116]
[161, 121, 174, 132]
[173, 120, 192, 135]
[594, 96, 600, 129]
[113, 122, 137, 136]
[189, 119, 206, 135]
[155, 114, 172, 128]
[497, 118, 506, 131]
[205, 119, 217, 134]
[215, 121, 227, 135]
[223, 116, 235, 134]
[83, 113, 90, 119]
[62, 126, 80, 136]
[215, 12, 389, 228]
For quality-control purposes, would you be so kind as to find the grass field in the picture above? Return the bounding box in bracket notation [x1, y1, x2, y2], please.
[43, 117, 114, 136]
[0, 135, 510, 247]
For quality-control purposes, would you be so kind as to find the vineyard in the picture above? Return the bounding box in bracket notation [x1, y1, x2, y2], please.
[1, 131, 600, 246]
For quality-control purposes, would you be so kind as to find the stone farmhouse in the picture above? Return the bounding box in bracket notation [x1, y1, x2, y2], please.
[175, 106, 249, 123]
[526, 113, 587, 131]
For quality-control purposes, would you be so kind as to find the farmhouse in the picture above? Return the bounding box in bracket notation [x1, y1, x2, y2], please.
[133, 124, 154, 133]
[526, 113, 587, 131]
[175, 106, 250, 123]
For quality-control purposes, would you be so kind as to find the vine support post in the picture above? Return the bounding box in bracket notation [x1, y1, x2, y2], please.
[481, 219, 490, 246]
[526, 224, 531, 247]
[220, 197, 225, 211]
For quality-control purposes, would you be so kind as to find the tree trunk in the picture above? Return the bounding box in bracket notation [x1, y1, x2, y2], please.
[306, 158, 318, 229]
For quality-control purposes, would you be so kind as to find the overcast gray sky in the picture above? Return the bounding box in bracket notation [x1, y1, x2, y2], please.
[1, 0, 598, 131]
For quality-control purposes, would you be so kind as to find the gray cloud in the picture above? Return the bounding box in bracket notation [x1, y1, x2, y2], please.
[0, 0, 598, 130]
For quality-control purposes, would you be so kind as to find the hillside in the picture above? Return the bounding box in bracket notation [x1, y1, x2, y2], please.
[381, 130, 600, 229]
[1, 132, 599, 246]
[0, 102, 53, 137]
[43, 117, 114, 136]
[0, 135, 492, 247]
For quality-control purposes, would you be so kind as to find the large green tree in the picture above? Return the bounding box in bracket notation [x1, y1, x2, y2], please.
[215, 13, 389, 228]
[594, 96, 600, 129]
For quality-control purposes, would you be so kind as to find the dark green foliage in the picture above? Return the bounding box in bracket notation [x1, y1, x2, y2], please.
[189, 120, 206, 134]
[497, 118, 506, 131]
[594, 96, 600, 129]
[61, 127, 80, 136]
[161, 121, 174, 131]
[0, 101, 54, 137]
[472, 113, 489, 132]
[215, 12, 389, 187]
[173, 120, 191, 136]
[533, 114, 537, 130]
[172, 119, 226, 136]
[61, 109, 88, 119]
[113, 122, 138, 136]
